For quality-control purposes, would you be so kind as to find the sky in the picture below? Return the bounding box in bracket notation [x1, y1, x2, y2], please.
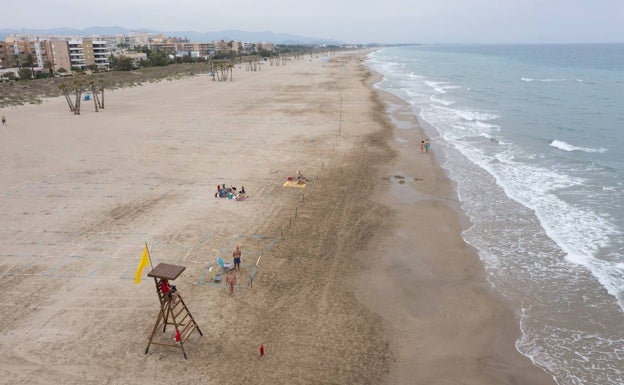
[3, 0, 624, 44]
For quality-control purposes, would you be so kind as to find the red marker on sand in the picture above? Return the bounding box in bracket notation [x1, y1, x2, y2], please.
[259, 344, 264, 358]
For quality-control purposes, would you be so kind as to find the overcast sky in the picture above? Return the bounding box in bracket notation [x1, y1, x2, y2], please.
[3, 0, 624, 44]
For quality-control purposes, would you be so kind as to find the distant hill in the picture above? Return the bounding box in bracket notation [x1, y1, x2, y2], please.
[0, 26, 343, 45]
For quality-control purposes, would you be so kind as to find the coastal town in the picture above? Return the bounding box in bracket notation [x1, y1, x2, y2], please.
[0, 31, 376, 108]
[0, 31, 285, 77]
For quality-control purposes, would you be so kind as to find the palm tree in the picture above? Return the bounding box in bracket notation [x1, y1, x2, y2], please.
[43, 60, 54, 77]
[98, 79, 105, 109]
[89, 80, 99, 112]
[23, 54, 35, 79]
[11, 53, 21, 68]
[73, 80, 84, 115]
[59, 84, 75, 113]
[88, 79, 105, 111]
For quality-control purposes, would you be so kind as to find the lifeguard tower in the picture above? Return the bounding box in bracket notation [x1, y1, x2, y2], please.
[144, 263, 202, 358]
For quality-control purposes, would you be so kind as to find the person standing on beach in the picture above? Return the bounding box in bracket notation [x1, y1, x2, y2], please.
[226, 271, 237, 294]
[1, 116, 6, 126]
[425, 139, 431, 152]
[233, 246, 242, 271]
[420, 140, 425, 152]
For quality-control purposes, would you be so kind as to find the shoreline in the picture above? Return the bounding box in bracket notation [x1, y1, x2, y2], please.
[360, 65, 556, 384]
[0, 51, 555, 384]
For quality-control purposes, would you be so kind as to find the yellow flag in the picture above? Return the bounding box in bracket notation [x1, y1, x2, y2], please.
[133, 246, 150, 284]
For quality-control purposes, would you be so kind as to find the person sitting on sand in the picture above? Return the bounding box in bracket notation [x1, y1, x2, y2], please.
[296, 171, 306, 184]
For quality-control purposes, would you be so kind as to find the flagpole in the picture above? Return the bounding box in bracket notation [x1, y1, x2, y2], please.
[145, 242, 154, 269]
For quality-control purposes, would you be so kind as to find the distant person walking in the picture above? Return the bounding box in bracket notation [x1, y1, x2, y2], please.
[1, 115, 6, 126]
[425, 139, 431, 152]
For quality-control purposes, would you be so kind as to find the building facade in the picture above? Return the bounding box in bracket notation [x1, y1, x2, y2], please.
[48, 40, 71, 72]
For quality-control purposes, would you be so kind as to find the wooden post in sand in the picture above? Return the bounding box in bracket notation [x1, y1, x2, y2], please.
[339, 96, 343, 136]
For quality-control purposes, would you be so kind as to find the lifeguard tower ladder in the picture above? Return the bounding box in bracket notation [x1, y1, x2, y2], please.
[144, 263, 202, 359]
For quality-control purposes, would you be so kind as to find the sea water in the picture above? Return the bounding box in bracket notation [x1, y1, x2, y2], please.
[367, 44, 624, 385]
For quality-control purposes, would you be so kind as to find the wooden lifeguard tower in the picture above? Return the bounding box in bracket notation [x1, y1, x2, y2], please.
[144, 263, 202, 359]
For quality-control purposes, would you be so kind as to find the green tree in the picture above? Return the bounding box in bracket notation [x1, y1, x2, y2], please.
[11, 53, 21, 68]
[18, 68, 32, 80]
[147, 50, 170, 67]
[112, 56, 134, 71]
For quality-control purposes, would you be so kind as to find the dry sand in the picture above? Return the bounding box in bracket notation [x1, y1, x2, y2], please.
[0, 52, 555, 384]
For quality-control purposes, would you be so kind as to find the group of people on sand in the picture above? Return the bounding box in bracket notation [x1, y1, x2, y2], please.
[166, 245, 243, 300]
[215, 184, 247, 200]
[296, 171, 307, 184]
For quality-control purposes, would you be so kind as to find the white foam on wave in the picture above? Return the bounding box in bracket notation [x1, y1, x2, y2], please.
[566, 252, 624, 310]
[478, 133, 506, 144]
[421, 105, 502, 146]
[457, 109, 499, 122]
[429, 95, 454, 106]
[550, 139, 607, 153]
[424, 80, 460, 94]
[474, 120, 501, 130]
[521, 77, 567, 82]
[464, 144, 622, 309]
[422, 92, 624, 313]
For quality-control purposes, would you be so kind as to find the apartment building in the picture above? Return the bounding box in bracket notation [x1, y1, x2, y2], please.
[258, 42, 276, 52]
[1, 39, 53, 71]
[67, 39, 109, 70]
[0, 42, 6, 68]
[2, 35, 109, 73]
[214, 40, 231, 53]
[101, 32, 151, 51]
[67, 39, 86, 69]
[48, 40, 72, 72]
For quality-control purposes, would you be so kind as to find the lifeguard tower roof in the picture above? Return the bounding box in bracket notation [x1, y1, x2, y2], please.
[147, 263, 185, 281]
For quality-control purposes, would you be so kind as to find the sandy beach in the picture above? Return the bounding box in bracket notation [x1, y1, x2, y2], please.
[0, 52, 555, 384]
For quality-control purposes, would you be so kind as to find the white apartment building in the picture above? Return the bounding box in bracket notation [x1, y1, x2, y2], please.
[67, 39, 109, 70]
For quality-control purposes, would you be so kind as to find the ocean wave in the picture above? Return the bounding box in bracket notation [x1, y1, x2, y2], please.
[478, 133, 504, 144]
[429, 95, 455, 106]
[424, 80, 460, 94]
[550, 139, 608, 153]
[521, 77, 567, 82]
